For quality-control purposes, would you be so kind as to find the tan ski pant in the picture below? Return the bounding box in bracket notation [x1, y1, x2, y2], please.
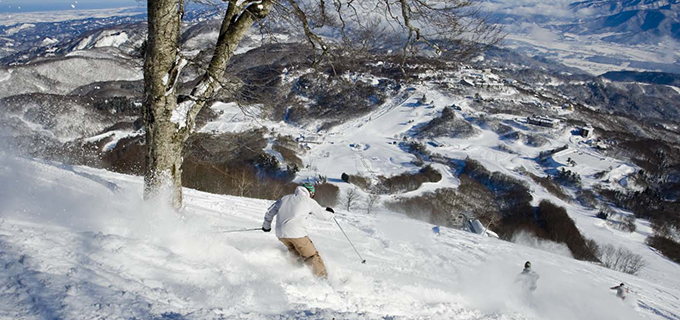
[279, 236, 328, 278]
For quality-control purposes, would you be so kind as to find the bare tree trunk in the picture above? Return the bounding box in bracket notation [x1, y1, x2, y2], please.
[365, 192, 380, 214]
[344, 187, 361, 212]
[143, 0, 273, 209]
[144, 0, 185, 209]
[234, 168, 253, 197]
[144, 111, 186, 208]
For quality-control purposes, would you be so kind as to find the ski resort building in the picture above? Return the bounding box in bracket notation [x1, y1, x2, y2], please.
[527, 115, 558, 128]
[580, 124, 593, 138]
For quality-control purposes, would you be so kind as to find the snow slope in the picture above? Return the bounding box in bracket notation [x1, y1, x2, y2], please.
[188, 73, 680, 318]
[1, 153, 679, 320]
[0, 49, 141, 98]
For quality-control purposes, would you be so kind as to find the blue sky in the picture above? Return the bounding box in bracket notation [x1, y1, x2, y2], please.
[0, 0, 142, 13]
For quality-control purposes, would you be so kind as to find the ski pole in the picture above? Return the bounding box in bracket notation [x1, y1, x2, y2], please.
[334, 217, 366, 264]
[210, 228, 261, 234]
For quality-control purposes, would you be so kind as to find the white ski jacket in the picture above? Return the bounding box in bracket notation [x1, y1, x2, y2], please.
[515, 268, 539, 292]
[611, 284, 628, 299]
[263, 186, 334, 239]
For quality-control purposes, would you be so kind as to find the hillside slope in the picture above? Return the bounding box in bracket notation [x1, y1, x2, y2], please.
[199, 79, 679, 289]
[0, 49, 142, 99]
[0, 155, 678, 319]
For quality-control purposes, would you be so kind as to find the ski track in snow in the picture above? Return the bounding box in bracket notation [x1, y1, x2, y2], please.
[1, 155, 679, 320]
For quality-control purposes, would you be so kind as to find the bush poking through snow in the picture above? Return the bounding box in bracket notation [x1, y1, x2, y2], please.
[576, 189, 598, 209]
[520, 168, 570, 201]
[365, 192, 380, 214]
[597, 205, 614, 220]
[183, 160, 298, 200]
[646, 236, 680, 264]
[594, 187, 680, 235]
[614, 215, 637, 233]
[462, 159, 532, 215]
[273, 144, 303, 168]
[625, 215, 637, 232]
[347, 174, 372, 190]
[652, 219, 680, 240]
[314, 182, 339, 207]
[386, 175, 505, 230]
[594, 170, 608, 179]
[402, 141, 429, 156]
[343, 187, 362, 212]
[534, 200, 600, 262]
[181, 130, 303, 200]
[377, 165, 442, 194]
[598, 243, 646, 275]
[349, 165, 442, 195]
[553, 168, 582, 188]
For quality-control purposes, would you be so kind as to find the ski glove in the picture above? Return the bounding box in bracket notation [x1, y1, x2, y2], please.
[262, 227, 271, 232]
[326, 207, 335, 213]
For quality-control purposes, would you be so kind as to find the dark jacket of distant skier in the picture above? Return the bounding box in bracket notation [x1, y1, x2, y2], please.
[515, 261, 540, 292]
[262, 183, 335, 278]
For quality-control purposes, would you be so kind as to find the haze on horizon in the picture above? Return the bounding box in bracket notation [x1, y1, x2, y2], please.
[0, 0, 141, 13]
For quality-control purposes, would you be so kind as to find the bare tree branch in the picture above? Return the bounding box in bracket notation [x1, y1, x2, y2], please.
[144, 0, 504, 208]
[178, 0, 275, 133]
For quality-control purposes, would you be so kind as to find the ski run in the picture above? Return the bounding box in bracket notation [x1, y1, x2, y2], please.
[0, 152, 679, 320]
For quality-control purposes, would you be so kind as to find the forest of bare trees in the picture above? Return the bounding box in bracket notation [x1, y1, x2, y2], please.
[143, 0, 503, 208]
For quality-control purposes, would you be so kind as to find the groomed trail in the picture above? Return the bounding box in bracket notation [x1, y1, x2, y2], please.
[1, 155, 679, 320]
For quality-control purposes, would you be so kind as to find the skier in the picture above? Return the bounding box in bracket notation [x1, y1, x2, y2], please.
[262, 183, 335, 279]
[610, 283, 629, 300]
[515, 261, 540, 292]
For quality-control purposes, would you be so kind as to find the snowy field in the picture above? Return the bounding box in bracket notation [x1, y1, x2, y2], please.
[503, 33, 680, 75]
[1, 154, 679, 320]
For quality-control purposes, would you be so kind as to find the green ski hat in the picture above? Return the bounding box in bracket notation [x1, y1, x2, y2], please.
[302, 182, 315, 194]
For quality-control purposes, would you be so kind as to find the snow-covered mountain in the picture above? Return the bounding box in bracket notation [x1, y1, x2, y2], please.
[0, 6, 224, 64]
[0, 10, 146, 62]
[569, 0, 678, 15]
[562, 0, 680, 45]
[0, 48, 143, 99]
[486, 0, 680, 74]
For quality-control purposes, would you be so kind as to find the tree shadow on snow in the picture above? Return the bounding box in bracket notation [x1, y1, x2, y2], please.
[52, 162, 120, 192]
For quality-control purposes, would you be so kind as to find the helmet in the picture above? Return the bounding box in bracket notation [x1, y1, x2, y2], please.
[302, 182, 315, 197]
[524, 261, 531, 269]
